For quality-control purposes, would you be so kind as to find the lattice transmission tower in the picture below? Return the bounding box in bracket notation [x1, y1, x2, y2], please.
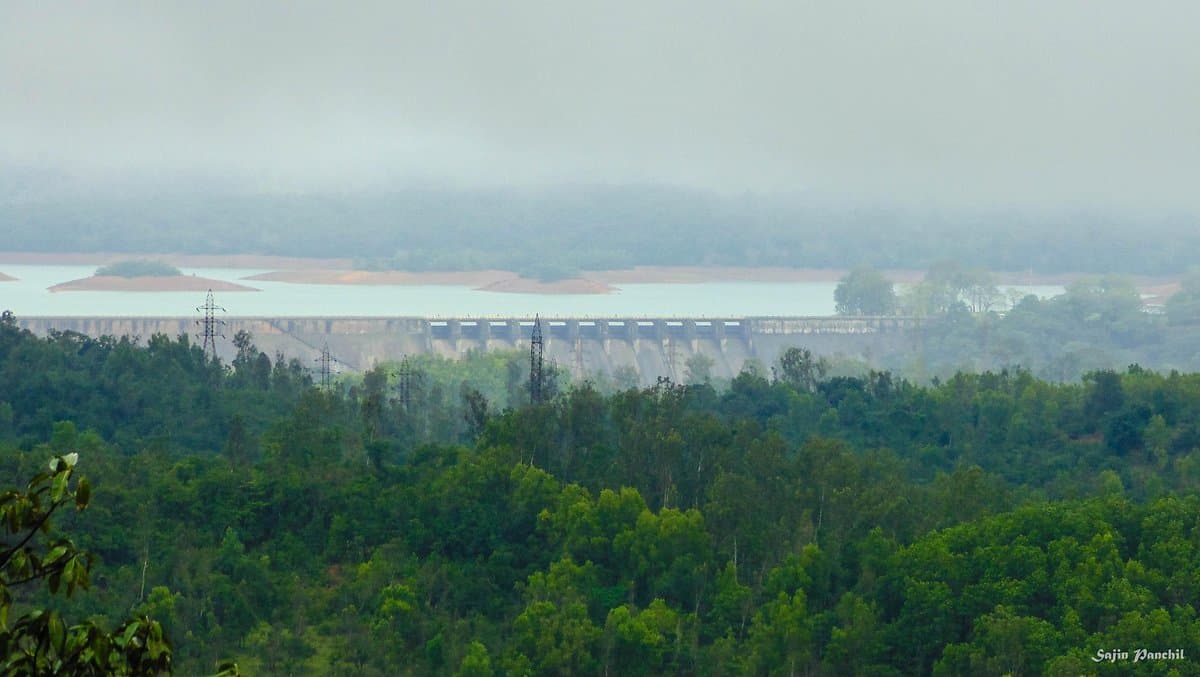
[398, 356, 414, 412]
[666, 336, 679, 382]
[316, 343, 336, 391]
[529, 315, 545, 404]
[574, 335, 584, 381]
[195, 289, 226, 359]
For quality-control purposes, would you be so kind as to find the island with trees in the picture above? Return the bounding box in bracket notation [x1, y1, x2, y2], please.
[48, 260, 258, 294]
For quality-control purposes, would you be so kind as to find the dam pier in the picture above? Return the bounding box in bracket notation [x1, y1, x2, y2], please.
[16, 315, 920, 384]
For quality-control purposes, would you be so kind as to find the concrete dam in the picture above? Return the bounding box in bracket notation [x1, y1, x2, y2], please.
[15, 316, 921, 384]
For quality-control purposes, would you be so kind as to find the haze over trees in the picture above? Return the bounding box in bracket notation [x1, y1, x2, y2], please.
[834, 267, 896, 316]
[904, 262, 1002, 316]
[1166, 269, 1200, 327]
[804, 262, 1200, 381]
[2, 182, 1198, 279]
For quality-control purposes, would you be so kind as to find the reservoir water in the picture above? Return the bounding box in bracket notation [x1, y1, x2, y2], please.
[0, 265, 1064, 318]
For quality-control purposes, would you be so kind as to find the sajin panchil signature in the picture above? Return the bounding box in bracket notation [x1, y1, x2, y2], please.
[1093, 648, 1186, 663]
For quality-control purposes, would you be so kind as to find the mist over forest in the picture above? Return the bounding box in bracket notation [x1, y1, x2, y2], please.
[2, 178, 1197, 278]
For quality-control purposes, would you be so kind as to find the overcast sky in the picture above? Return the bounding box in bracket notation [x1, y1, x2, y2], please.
[1, 1, 1198, 209]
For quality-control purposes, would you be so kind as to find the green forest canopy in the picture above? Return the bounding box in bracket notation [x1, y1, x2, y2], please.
[3, 313, 1200, 673]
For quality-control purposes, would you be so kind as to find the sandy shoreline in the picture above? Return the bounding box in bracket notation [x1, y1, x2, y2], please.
[247, 264, 1148, 287]
[242, 265, 1184, 299]
[476, 277, 615, 295]
[50, 276, 260, 293]
[0, 272, 14, 282]
[250, 266, 874, 289]
[246, 265, 1095, 289]
[1, 252, 1183, 298]
[245, 269, 515, 286]
[247, 269, 618, 294]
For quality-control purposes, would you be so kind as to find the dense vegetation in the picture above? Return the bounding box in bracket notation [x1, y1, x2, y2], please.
[2, 184, 1197, 277]
[4, 311, 1200, 674]
[1, 454, 175, 674]
[828, 265, 1200, 382]
[94, 260, 183, 278]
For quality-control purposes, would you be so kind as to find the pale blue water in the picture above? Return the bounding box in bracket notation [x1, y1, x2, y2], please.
[0, 265, 1063, 318]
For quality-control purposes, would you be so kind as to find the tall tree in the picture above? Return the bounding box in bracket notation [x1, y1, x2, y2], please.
[835, 267, 897, 316]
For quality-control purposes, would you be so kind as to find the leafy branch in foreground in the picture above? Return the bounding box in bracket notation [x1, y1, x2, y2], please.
[1, 454, 173, 675]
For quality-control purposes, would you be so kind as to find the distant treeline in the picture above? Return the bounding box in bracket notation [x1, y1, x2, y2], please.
[2, 186, 1197, 277]
[94, 259, 182, 277]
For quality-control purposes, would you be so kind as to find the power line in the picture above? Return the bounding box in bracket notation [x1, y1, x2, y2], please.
[398, 356, 414, 412]
[574, 335, 584, 381]
[316, 342, 336, 391]
[195, 289, 226, 359]
[667, 335, 678, 382]
[530, 315, 545, 404]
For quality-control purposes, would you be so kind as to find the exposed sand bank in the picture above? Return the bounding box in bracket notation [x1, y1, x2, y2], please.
[475, 277, 615, 295]
[50, 276, 260, 293]
[249, 266, 871, 288]
[247, 269, 617, 294]
[6, 253, 1185, 300]
[242, 265, 1184, 298]
[0, 272, 14, 282]
[245, 269, 516, 286]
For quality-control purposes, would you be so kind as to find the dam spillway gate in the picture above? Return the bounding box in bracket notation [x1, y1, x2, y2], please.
[15, 316, 921, 385]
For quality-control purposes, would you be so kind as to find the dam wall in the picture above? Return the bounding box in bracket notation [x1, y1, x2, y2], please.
[15, 316, 922, 384]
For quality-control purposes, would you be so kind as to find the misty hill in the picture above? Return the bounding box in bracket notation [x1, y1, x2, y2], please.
[2, 183, 1197, 277]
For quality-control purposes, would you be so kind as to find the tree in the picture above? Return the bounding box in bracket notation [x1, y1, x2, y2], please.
[959, 269, 1001, 314]
[504, 560, 601, 675]
[1063, 275, 1142, 323]
[455, 641, 493, 677]
[744, 590, 815, 675]
[684, 353, 715, 385]
[776, 347, 827, 393]
[601, 600, 687, 675]
[935, 606, 1062, 677]
[907, 261, 1000, 315]
[834, 267, 897, 316]
[613, 365, 641, 391]
[460, 383, 489, 439]
[1, 455, 172, 674]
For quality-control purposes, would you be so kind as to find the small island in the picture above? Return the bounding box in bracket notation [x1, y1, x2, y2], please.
[0, 271, 14, 282]
[49, 259, 259, 293]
